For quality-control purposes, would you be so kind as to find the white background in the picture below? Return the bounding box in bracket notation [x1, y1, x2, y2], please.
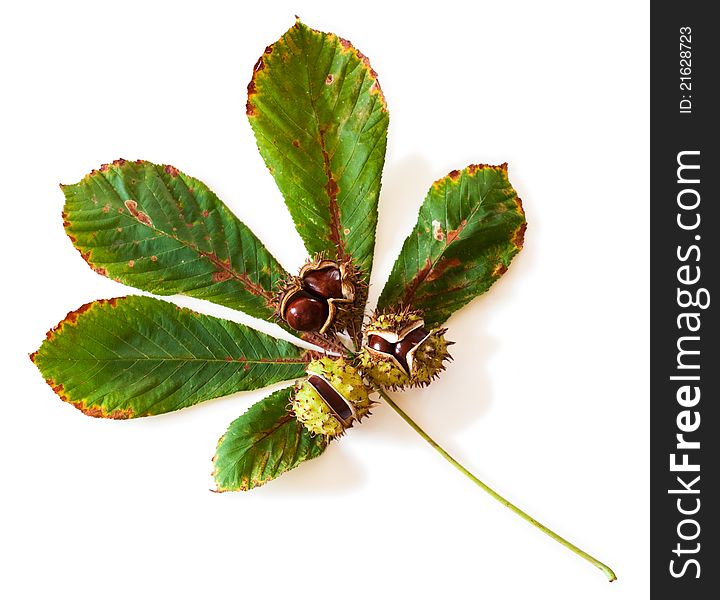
[1, 1, 648, 598]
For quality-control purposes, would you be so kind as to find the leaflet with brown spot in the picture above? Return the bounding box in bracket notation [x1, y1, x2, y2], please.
[60, 160, 289, 327]
[245, 19, 388, 313]
[379, 164, 526, 328]
[124, 199, 154, 227]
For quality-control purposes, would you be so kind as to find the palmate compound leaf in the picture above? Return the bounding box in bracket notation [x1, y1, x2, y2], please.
[61, 159, 287, 326]
[377, 164, 527, 328]
[213, 387, 328, 492]
[247, 20, 389, 294]
[30, 296, 312, 418]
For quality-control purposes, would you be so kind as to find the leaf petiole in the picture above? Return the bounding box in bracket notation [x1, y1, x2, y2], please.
[376, 387, 617, 582]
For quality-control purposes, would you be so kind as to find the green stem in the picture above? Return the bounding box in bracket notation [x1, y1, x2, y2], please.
[377, 387, 617, 582]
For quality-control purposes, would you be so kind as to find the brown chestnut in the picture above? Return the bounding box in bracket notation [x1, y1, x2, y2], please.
[283, 292, 329, 332]
[303, 266, 343, 299]
[367, 334, 395, 355]
[307, 375, 354, 424]
[394, 328, 429, 373]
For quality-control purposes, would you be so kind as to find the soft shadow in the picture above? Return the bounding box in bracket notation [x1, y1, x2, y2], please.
[364, 310, 498, 445]
[130, 389, 366, 495]
[365, 154, 533, 443]
[241, 444, 366, 497]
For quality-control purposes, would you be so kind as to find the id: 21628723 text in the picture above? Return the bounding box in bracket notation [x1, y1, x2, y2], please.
[679, 26, 692, 114]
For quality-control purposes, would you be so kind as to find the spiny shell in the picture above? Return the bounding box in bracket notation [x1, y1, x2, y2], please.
[359, 309, 453, 389]
[291, 357, 373, 437]
[276, 255, 364, 335]
[299, 257, 356, 302]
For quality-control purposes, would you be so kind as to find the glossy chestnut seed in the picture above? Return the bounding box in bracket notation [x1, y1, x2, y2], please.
[394, 328, 429, 372]
[307, 375, 354, 424]
[303, 266, 343, 299]
[284, 292, 329, 332]
[367, 334, 395, 355]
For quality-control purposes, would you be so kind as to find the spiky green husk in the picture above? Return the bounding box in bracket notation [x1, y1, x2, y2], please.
[291, 357, 373, 437]
[409, 330, 452, 386]
[293, 381, 344, 437]
[359, 309, 452, 389]
[369, 309, 423, 335]
[359, 349, 412, 389]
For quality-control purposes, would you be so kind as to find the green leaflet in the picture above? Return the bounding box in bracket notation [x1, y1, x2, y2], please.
[31, 296, 311, 418]
[62, 159, 286, 324]
[377, 164, 526, 328]
[247, 20, 389, 283]
[213, 387, 328, 492]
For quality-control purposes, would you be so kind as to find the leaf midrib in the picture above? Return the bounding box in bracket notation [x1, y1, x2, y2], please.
[42, 356, 308, 364]
[302, 29, 345, 259]
[404, 175, 502, 305]
[243, 412, 295, 450]
[78, 170, 275, 302]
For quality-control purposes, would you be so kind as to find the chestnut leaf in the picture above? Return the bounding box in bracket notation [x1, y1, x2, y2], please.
[247, 20, 388, 284]
[31, 296, 311, 419]
[377, 164, 526, 328]
[32, 22, 526, 495]
[213, 387, 328, 492]
[61, 160, 287, 326]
